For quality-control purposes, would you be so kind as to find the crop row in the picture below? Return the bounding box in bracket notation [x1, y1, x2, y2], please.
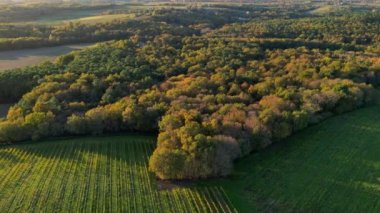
[0, 136, 237, 212]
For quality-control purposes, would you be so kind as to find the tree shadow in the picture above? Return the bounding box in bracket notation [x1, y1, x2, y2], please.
[0, 134, 156, 164]
[0, 149, 23, 164]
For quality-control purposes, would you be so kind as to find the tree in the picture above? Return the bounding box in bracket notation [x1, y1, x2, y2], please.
[24, 111, 55, 141]
[66, 114, 88, 135]
[85, 108, 105, 135]
[0, 120, 29, 143]
[149, 148, 186, 180]
[211, 135, 241, 176]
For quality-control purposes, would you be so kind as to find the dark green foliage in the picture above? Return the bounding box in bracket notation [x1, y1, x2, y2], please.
[213, 13, 380, 47]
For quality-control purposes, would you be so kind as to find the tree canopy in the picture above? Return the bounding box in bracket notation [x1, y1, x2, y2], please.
[1, 6, 380, 179]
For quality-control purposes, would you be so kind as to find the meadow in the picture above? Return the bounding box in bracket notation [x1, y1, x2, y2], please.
[0, 4, 129, 24]
[31, 8, 115, 24]
[0, 43, 93, 71]
[67, 14, 135, 25]
[0, 135, 237, 213]
[4, 3, 178, 25]
[206, 106, 380, 212]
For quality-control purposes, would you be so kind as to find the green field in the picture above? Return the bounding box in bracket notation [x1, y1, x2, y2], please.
[206, 106, 380, 212]
[0, 135, 236, 212]
[12, 4, 177, 25]
[0, 43, 93, 71]
[308, 6, 337, 15]
[67, 14, 135, 25]
[32, 9, 111, 24]
[7, 5, 130, 24]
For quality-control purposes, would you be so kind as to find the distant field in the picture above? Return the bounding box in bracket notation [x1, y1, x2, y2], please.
[68, 14, 135, 25]
[18, 4, 155, 25]
[22, 6, 133, 24]
[32, 9, 108, 24]
[0, 135, 236, 212]
[0, 103, 11, 117]
[206, 106, 380, 212]
[308, 6, 336, 15]
[0, 43, 93, 71]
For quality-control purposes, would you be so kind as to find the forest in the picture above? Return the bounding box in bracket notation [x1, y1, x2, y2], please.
[0, 4, 380, 180]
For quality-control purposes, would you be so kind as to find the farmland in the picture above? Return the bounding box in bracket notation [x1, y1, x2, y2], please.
[0, 43, 94, 71]
[206, 106, 380, 212]
[30, 8, 119, 24]
[0, 4, 127, 24]
[0, 3, 183, 25]
[64, 14, 135, 25]
[0, 135, 237, 212]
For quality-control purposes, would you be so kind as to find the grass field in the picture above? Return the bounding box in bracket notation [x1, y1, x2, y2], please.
[33, 9, 109, 24]
[0, 43, 94, 71]
[16, 4, 173, 25]
[308, 6, 337, 15]
[19, 6, 130, 24]
[0, 135, 237, 213]
[67, 14, 135, 25]
[205, 106, 380, 212]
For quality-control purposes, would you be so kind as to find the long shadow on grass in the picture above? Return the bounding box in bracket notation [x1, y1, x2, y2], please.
[0, 134, 156, 163]
[0, 149, 23, 163]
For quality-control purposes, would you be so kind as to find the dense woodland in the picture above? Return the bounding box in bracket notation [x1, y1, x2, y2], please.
[213, 13, 380, 50]
[1, 6, 380, 179]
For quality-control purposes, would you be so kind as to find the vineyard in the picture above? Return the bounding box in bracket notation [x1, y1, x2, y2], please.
[0, 135, 237, 213]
